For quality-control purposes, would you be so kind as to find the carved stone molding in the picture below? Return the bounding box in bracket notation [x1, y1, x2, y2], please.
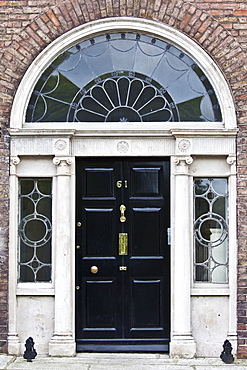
[53, 157, 73, 175]
[227, 154, 236, 175]
[177, 138, 192, 153]
[11, 156, 20, 165]
[53, 138, 70, 155]
[227, 154, 236, 166]
[174, 156, 193, 175]
[117, 140, 130, 153]
[174, 156, 193, 165]
[8, 332, 21, 355]
[10, 156, 20, 175]
[54, 139, 67, 151]
[49, 334, 75, 357]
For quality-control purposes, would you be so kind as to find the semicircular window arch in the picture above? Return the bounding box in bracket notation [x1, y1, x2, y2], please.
[26, 33, 222, 123]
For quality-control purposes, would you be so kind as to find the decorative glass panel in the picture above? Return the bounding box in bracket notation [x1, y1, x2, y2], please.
[26, 33, 221, 123]
[18, 178, 52, 282]
[194, 178, 228, 283]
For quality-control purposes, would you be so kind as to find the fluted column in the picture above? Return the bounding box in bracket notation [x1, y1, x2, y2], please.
[170, 155, 196, 358]
[49, 157, 75, 356]
[8, 156, 21, 355]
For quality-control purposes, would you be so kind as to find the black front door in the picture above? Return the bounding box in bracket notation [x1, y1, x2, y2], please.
[76, 158, 170, 352]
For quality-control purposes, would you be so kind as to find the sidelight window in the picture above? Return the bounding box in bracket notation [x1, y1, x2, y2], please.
[18, 178, 52, 282]
[193, 178, 228, 283]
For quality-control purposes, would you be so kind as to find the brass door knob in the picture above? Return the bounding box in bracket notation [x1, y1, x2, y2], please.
[90, 265, 98, 274]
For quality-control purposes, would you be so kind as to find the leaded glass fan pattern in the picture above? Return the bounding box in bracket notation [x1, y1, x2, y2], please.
[26, 33, 222, 123]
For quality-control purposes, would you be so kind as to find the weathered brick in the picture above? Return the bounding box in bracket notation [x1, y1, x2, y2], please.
[65, 2, 80, 26]
[47, 10, 61, 27]
[235, 10, 247, 17]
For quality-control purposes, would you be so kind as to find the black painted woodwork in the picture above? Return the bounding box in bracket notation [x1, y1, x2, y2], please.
[76, 158, 170, 352]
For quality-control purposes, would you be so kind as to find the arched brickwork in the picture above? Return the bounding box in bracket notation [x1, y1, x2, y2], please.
[2, 0, 246, 96]
[1, 0, 247, 356]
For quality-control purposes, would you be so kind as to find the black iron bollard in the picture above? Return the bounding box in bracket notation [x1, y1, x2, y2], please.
[220, 339, 234, 364]
[23, 337, 37, 362]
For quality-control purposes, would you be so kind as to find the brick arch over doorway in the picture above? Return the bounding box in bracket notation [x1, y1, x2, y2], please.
[1, 0, 247, 357]
[2, 0, 246, 88]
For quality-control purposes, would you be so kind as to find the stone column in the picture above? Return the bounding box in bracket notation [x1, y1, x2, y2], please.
[49, 157, 75, 356]
[226, 154, 237, 354]
[170, 155, 196, 358]
[8, 157, 21, 355]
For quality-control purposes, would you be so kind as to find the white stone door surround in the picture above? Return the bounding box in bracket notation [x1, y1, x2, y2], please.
[8, 18, 237, 358]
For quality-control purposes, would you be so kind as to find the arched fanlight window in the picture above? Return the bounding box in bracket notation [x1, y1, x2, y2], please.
[26, 33, 222, 123]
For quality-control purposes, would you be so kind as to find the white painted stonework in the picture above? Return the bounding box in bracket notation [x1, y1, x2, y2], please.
[8, 18, 237, 358]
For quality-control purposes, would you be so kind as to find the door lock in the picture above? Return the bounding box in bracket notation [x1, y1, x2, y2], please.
[119, 266, 127, 271]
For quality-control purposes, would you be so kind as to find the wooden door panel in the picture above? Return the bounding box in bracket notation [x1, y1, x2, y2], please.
[84, 280, 117, 329]
[83, 167, 115, 198]
[129, 166, 163, 198]
[79, 252, 120, 339]
[76, 158, 170, 351]
[76, 159, 121, 344]
[130, 279, 164, 328]
[131, 207, 162, 256]
[84, 208, 115, 257]
[129, 259, 164, 276]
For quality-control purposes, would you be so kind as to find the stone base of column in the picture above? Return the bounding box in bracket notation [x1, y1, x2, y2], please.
[227, 332, 237, 356]
[170, 334, 196, 359]
[8, 333, 21, 355]
[49, 333, 76, 357]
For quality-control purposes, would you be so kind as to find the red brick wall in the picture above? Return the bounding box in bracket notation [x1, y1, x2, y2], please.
[0, 0, 247, 356]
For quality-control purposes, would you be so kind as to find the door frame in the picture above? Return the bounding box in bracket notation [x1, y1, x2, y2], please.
[8, 17, 237, 358]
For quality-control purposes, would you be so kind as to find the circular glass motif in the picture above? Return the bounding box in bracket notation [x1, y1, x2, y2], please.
[19, 214, 52, 247]
[68, 72, 179, 122]
[194, 212, 228, 248]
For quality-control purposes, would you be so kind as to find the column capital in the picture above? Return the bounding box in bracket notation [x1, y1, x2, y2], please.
[226, 154, 236, 175]
[10, 156, 20, 175]
[53, 157, 73, 175]
[174, 156, 193, 175]
[226, 154, 236, 165]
